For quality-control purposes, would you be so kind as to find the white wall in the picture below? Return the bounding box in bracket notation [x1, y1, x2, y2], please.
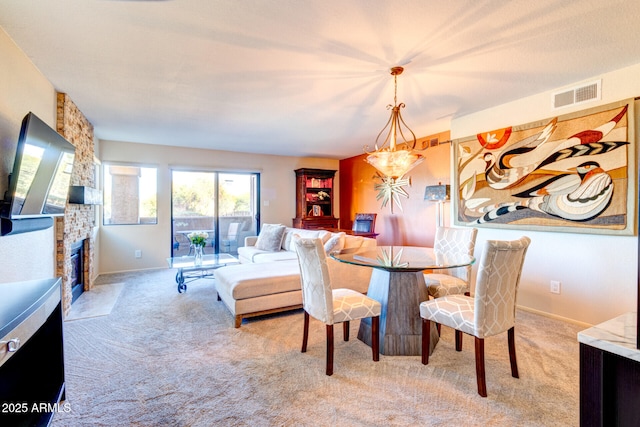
[98, 140, 339, 273]
[0, 28, 57, 283]
[451, 63, 640, 326]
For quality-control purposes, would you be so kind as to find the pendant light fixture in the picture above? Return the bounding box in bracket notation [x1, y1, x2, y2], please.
[364, 66, 424, 178]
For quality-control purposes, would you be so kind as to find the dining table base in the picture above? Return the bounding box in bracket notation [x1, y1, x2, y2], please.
[357, 269, 439, 356]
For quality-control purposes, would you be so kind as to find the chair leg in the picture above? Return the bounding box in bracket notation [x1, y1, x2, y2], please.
[343, 321, 350, 342]
[455, 330, 463, 351]
[301, 311, 309, 353]
[371, 316, 379, 362]
[508, 326, 519, 378]
[436, 323, 441, 336]
[474, 337, 487, 397]
[421, 318, 431, 365]
[326, 324, 334, 376]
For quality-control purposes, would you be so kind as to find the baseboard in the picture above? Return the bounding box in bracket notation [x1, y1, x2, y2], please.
[95, 266, 167, 276]
[517, 304, 592, 328]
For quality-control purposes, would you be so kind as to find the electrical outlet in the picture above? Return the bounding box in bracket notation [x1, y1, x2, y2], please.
[135, 250, 142, 258]
[550, 280, 561, 294]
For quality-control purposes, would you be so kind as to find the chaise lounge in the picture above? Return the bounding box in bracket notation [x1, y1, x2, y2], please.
[214, 225, 376, 327]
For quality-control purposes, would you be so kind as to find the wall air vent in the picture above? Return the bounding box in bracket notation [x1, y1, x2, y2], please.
[553, 80, 601, 109]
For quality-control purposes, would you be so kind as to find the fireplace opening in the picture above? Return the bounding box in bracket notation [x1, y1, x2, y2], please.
[70, 240, 85, 304]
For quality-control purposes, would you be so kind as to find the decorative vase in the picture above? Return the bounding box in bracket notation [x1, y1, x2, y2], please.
[194, 245, 204, 266]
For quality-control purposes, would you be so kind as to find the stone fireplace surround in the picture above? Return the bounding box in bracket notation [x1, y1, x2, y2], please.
[55, 93, 97, 316]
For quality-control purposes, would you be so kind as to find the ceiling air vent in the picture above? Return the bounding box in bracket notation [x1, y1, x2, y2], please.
[553, 80, 601, 109]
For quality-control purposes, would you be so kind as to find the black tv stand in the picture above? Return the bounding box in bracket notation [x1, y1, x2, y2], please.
[0, 277, 66, 426]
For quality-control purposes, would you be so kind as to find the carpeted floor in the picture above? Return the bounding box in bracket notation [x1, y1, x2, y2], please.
[52, 268, 582, 426]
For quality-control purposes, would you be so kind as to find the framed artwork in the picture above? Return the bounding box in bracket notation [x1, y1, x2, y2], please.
[453, 99, 636, 235]
[312, 205, 322, 216]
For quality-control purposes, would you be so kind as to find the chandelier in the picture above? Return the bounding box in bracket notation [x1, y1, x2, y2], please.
[364, 66, 424, 178]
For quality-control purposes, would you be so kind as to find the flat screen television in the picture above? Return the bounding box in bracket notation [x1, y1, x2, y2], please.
[1, 112, 75, 220]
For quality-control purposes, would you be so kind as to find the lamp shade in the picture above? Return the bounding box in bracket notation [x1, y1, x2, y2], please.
[424, 184, 450, 201]
[365, 149, 424, 178]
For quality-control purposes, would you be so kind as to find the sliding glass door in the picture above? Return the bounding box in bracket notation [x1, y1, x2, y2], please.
[171, 170, 259, 257]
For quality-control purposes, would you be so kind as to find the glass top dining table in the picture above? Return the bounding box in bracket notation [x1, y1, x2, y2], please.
[332, 246, 475, 272]
[331, 246, 475, 356]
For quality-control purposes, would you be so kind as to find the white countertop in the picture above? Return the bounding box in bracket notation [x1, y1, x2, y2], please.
[577, 311, 640, 362]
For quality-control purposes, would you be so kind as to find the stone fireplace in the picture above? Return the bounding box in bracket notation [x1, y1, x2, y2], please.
[55, 93, 97, 316]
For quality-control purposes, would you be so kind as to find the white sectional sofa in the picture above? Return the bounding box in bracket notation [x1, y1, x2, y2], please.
[214, 226, 376, 327]
[237, 226, 376, 263]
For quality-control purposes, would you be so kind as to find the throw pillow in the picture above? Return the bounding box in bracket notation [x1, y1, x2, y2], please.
[324, 232, 346, 255]
[255, 224, 286, 251]
[283, 228, 323, 251]
[281, 227, 299, 251]
[342, 235, 364, 251]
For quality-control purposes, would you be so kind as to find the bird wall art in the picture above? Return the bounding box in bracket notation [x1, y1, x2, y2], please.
[453, 100, 635, 235]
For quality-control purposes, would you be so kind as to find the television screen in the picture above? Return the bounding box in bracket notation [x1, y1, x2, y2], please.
[5, 112, 75, 219]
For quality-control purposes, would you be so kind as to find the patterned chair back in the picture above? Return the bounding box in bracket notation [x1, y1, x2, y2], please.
[433, 226, 478, 282]
[293, 237, 335, 324]
[473, 237, 531, 338]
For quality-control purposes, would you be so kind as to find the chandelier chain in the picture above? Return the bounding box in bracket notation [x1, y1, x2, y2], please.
[394, 72, 398, 106]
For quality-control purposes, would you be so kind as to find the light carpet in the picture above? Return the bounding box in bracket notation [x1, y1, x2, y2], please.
[53, 269, 582, 427]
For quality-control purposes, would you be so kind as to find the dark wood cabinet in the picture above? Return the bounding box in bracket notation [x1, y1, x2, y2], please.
[293, 168, 339, 229]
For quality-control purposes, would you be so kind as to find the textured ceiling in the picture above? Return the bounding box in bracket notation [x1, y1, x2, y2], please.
[1, 0, 640, 159]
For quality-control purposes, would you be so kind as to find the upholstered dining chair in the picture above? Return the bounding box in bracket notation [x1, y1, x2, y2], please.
[293, 236, 381, 376]
[352, 213, 377, 233]
[419, 236, 531, 397]
[424, 226, 478, 298]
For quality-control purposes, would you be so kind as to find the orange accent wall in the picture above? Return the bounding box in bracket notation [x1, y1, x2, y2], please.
[339, 131, 451, 247]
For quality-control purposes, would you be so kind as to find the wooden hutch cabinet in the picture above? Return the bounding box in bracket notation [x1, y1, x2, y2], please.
[293, 168, 339, 229]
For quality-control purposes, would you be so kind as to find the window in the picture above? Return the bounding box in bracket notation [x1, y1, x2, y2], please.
[103, 164, 157, 225]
